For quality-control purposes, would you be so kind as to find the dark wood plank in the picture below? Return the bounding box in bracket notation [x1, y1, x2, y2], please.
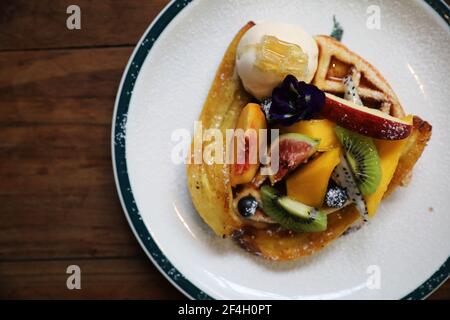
[0, 47, 143, 259]
[0, 48, 130, 125]
[430, 281, 450, 300]
[0, 0, 170, 51]
[0, 258, 185, 299]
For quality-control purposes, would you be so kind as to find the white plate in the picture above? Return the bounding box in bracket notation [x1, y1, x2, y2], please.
[112, 0, 450, 299]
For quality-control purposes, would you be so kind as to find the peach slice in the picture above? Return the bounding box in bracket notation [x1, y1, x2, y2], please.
[230, 103, 267, 186]
[286, 148, 341, 208]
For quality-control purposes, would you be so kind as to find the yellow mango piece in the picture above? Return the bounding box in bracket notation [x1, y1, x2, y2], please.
[230, 103, 267, 186]
[365, 115, 414, 216]
[286, 148, 341, 208]
[281, 119, 338, 152]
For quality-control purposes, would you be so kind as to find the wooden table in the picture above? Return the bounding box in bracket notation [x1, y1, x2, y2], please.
[0, 0, 448, 299]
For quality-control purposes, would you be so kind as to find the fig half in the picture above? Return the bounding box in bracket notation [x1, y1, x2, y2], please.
[269, 133, 318, 184]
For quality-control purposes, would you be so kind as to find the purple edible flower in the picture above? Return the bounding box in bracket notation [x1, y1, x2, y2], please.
[268, 75, 325, 126]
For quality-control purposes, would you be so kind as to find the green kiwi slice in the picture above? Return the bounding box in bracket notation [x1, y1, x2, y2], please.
[260, 186, 327, 233]
[335, 127, 381, 195]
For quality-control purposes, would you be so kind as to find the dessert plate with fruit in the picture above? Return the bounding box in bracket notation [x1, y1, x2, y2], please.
[113, 0, 450, 299]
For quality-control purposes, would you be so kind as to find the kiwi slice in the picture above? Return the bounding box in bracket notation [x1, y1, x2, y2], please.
[335, 127, 381, 195]
[260, 186, 327, 233]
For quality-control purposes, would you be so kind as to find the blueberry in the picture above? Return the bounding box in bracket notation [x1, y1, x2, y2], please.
[325, 185, 348, 209]
[237, 195, 259, 218]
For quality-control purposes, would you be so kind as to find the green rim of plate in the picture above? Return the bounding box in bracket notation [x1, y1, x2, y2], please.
[112, 0, 450, 300]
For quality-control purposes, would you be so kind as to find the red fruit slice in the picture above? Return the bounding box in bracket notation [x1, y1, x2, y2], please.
[269, 133, 318, 184]
[322, 93, 412, 140]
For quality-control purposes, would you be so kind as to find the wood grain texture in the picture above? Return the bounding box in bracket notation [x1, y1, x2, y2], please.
[0, 258, 184, 299]
[0, 0, 447, 300]
[0, 48, 142, 260]
[429, 282, 450, 300]
[0, 0, 170, 51]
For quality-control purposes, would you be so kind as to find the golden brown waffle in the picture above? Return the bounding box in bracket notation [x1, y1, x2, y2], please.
[313, 35, 405, 118]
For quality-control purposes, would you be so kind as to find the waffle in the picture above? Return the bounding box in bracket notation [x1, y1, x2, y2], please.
[313, 35, 405, 118]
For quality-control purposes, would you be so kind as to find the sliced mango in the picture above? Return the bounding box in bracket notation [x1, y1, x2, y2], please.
[286, 148, 341, 208]
[365, 115, 414, 216]
[230, 103, 267, 186]
[280, 119, 338, 152]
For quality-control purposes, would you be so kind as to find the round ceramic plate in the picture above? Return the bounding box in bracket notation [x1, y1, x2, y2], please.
[112, 0, 450, 299]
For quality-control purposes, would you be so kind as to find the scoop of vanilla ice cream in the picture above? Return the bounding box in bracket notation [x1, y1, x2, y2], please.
[236, 22, 319, 100]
